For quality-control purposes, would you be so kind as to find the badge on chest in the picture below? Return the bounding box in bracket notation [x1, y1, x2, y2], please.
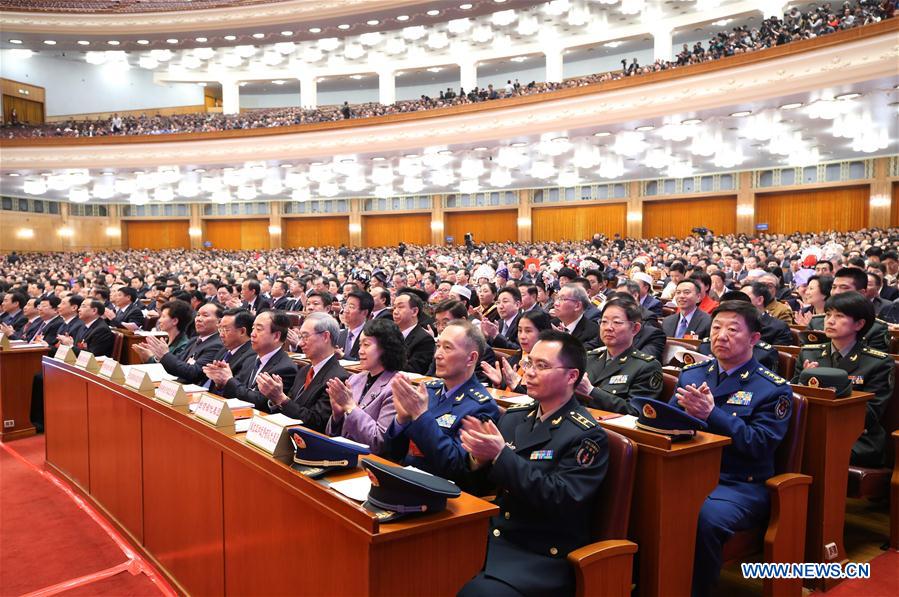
[609, 374, 628, 384]
[529, 449, 554, 460]
[436, 413, 458, 428]
[848, 375, 864, 385]
[726, 391, 753, 406]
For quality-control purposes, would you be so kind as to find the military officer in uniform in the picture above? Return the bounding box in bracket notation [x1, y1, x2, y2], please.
[804, 268, 891, 351]
[792, 291, 895, 467]
[576, 298, 664, 415]
[669, 301, 792, 597]
[383, 319, 500, 485]
[458, 330, 608, 597]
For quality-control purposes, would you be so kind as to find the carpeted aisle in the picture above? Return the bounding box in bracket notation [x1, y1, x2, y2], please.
[0, 435, 167, 596]
[821, 550, 899, 597]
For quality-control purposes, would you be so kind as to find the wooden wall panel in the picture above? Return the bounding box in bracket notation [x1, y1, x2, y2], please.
[0, 213, 122, 252]
[642, 196, 736, 238]
[892, 182, 899, 228]
[755, 186, 869, 234]
[205, 219, 269, 250]
[125, 220, 189, 250]
[363, 214, 430, 247]
[445, 210, 518, 245]
[532, 203, 627, 242]
[283, 216, 349, 248]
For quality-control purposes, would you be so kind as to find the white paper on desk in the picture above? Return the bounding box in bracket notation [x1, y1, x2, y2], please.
[10, 342, 48, 349]
[329, 476, 371, 502]
[501, 396, 535, 406]
[330, 435, 369, 450]
[235, 419, 252, 433]
[122, 363, 177, 382]
[134, 330, 168, 337]
[602, 414, 639, 430]
[339, 359, 360, 367]
[262, 412, 303, 427]
[181, 384, 207, 393]
[225, 398, 255, 409]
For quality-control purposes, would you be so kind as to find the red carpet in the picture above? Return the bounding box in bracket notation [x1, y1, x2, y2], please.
[820, 550, 899, 597]
[0, 436, 172, 597]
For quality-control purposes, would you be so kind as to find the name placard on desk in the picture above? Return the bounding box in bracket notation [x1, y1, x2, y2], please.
[54, 344, 77, 363]
[155, 379, 189, 407]
[0, 333, 9, 350]
[124, 368, 155, 395]
[194, 393, 235, 433]
[75, 350, 100, 372]
[99, 358, 126, 383]
[245, 414, 300, 463]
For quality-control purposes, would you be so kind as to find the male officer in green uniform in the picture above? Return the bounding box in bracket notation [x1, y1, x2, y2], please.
[458, 330, 608, 597]
[576, 297, 664, 414]
[804, 267, 891, 351]
[792, 291, 895, 467]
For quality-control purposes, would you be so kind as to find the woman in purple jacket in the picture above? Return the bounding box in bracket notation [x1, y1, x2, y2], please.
[325, 318, 407, 455]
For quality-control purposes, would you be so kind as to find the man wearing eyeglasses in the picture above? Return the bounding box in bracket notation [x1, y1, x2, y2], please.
[576, 298, 664, 415]
[458, 329, 608, 597]
[550, 283, 600, 350]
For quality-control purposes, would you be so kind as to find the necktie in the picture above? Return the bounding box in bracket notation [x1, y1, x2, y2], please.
[675, 316, 689, 338]
[303, 367, 314, 390]
[249, 358, 262, 388]
[34, 320, 48, 337]
[345, 331, 354, 356]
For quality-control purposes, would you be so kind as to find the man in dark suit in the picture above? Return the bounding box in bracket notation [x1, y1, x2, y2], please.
[338, 290, 371, 360]
[269, 280, 292, 311]
[56, 299, 115, 358]
[662, 280, 712, 339]
[0, 290, 28, 334]
[240, 279, 271, 315]
[258, 312, 349, 431]
[740, 284, 795, 346]
[481, 286, 522, 350]
[393, 292, 435, 374]
[370, 287, 393, 320]
[206, 311, 298, 410]
[55, 295, 86, 347]
[32, 295, 64, 347]
[550, 283, 600, 350]
[632, 272, 663, 320]
[106, 286, 144, 330]
[204, 309, 256, 388]
[144, 303, 224, 385]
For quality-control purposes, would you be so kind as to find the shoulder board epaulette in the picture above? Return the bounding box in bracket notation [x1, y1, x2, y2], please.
[800, 343, 827, 350]
[632, 351, 655, 362]
[682, 360, 706, 370]
[861, 346, 889, 358]
[757, 341, 773, 349]
[506, 401, 536, 412]
[469, 389, 493, 403]
[758, 367, 787, 385]
[587, 347, 606, 356]
[425, 380, 442, 389]
[568, 410, 596, 429]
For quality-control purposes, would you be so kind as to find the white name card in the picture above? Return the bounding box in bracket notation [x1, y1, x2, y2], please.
[194, 393, 235, 432]
[54, 344, 76, 363]
[245, 415, 300, 462]
[75, 350, 100, 372]
[155, 379, 189, 406]
[99, 358, 126, 383]
[124, 368, 155, 394]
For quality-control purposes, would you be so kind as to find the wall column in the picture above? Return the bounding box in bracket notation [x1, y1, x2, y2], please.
[221, 79, 240, 115]
[517, 189, 532, 243]
[736, 171, 756, 235]
[430, 195, 445, 246]
[869, 157, 892, 229]
[268, 201, 283, 249]
[378, 70, 396, 105]
[544, 48, 564, 83]
[349, 198, 363, 247]
[652, 28, 673, 63]
[105, 204, 123, 250]
[189, 203, 203, 249]
[459, 61, 477, 92]
[626, 182, 643, 239]
[300, 75, 318, 109]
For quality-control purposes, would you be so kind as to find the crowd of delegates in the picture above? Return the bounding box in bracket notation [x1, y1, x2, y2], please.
[3, 0, 894, 138]
[1, 225, 897, 595]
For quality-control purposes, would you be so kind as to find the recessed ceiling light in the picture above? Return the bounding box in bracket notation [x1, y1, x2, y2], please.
[137, 39, 150, 45]
[252, 33, 265, 39]
[9, 39, 23, 44]
[427, 67, 442, 73]
[272, 79, 286, 85]
[779, 102, 803, 110]
[195, 37, 207, 42]
[835, 92, 861, 100]
[681, 118, 702, 125]
[510, 56, 528, 62]
[404, 153, 419, 158]
[308, 27, 322, 33]
[197, 82, 207, 87]
[224, 35, 237, 41]
[396, 15, 410, 21]
[367, 19, 380, 25]
[166, 38, 178, 44]
[460, 3, 473, 9]
[427, 10, 440, 16]
[7, 172, 20, 177]
[338, 24, 350, 30]
[729, 110, 751, 117]
[350, 74, 363, 79]
[494, 0, 507, 3]
[107, 40, 120, 46]
[473, 146, 488, 151]
[77, 40, 90, 46]
[238, 82, 248, 86]
[604, 41, 624, 48]
[280, 31, 293, 36]
[194, 168, 206, 173]
[635, 125, 655, 131]
[510, 141, 527, 147]
[279, 164, 293, 169]
[372, 156, 386, 161]
[43, 40, 57, 45]
[592, 131, 611, 137]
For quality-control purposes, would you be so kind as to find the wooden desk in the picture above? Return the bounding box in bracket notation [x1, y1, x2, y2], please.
[42, 358, 497, 596]
[491, 392, 729, 597]
[0, 345, 45, 441]
[791, 385, 873, 591]
[118, 330, 143, 364]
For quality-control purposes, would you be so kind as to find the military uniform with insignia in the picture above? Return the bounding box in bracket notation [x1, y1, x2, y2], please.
[806, 314, 891, 352]
[670, 358, 792, 597]
[698, 338, 781, 375]
[582, 347, 664, 415]
[792, 343, 895, 467]
[459, 396, 608, 597]
[383, 375, 500, 485]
